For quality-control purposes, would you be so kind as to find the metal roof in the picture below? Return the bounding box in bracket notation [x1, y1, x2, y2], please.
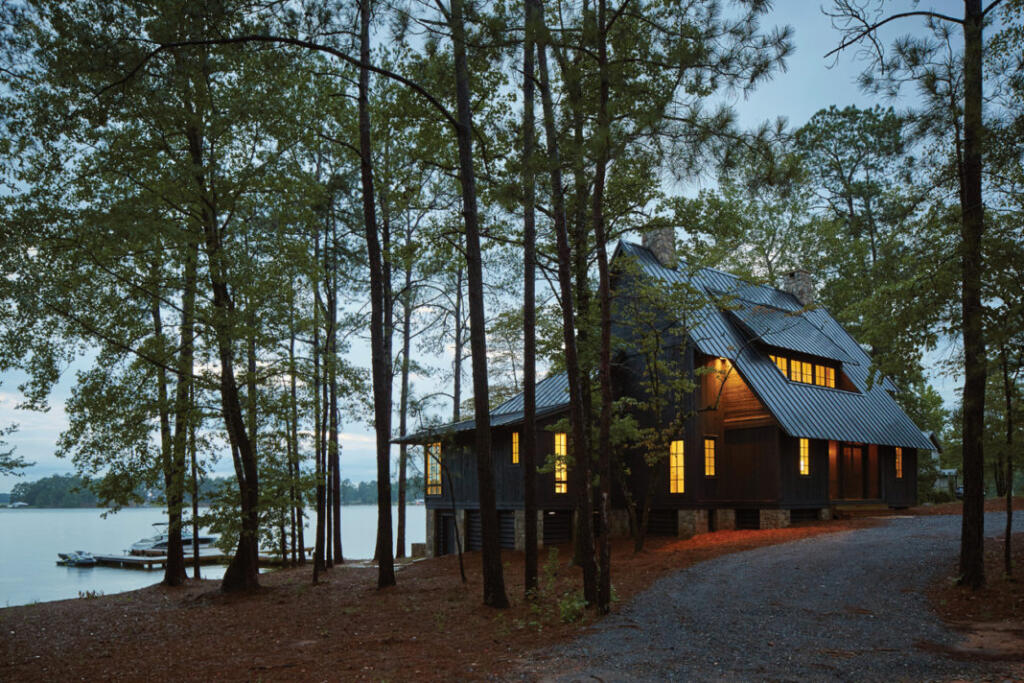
[396, 241, 933, 451]
[395, 373, 569, 443]
[616, 241, 934, 451]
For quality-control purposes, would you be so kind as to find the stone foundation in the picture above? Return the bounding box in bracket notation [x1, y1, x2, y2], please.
[677, 509, 709, 538]
[759, 508, 791, 529]
[714, 508, 736, 531]
[410, 542, 426, 558]
[425, 508, 436, 558]
[513, 509, 545, 551]
[818, 507, 832, 521]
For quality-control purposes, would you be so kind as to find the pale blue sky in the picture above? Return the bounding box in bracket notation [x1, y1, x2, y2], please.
[0, 2, 965, 492]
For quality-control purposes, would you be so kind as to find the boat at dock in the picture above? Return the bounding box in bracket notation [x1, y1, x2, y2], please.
[129, 523, 219, 556]
[56, 550, 96, 567]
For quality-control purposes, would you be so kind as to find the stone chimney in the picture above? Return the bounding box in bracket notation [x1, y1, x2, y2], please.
[783, 269, 814, 306]
[642, 227, 676, 269]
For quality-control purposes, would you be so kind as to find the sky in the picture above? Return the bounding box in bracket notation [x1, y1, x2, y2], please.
[0, 2, 966, 492]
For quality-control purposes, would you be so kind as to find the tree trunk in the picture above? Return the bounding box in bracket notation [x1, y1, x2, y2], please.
[312, 234, 326, 582]
[328, 217, 343, 564]
[397, 259, 414, 559]
[173, 236, 198, 584]
[1002, 344, 1014, 577]
[536, 0, 594, 605]
[591, 0, 613, 614]
[958, 0, 986, 590]
[189, 384, 200, 579]
[453, 266, 464, 422]
[450, 0, 508, 608]
[358, 0, 396, 588]
[289, 304, 304, 566]
[151, 267, 186, 588]
[522, 0, 540, 596]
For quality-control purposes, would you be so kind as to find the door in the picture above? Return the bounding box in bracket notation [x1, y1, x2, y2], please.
[841, 445, 864, 499]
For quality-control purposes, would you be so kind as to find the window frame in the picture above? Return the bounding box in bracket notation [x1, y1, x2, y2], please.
[554, 432, 568, 494]
[704, 437, 717, 477]
[669, 439, 685, 494]
[426, 442, 442, 496]
[512, 431, 520, 465]
[895, 446, 903, 479]
[799, 438, 810, 476]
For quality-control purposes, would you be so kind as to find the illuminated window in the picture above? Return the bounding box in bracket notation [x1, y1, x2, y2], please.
[790, 360, 813, 384]
[895, 447, 903, 479]
[670, 440, 685, 493]
[426, 442, 442, 496]
[554, 432, 567, 493]
[704, 438, 716, 477]
[770, 354, 787, 375]
[799, 438, 810, 476]
[512, 432, 519, 464]
[815, 365, 836, 388]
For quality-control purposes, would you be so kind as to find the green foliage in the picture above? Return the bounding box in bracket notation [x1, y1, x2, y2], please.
[10, 474, 98, 507]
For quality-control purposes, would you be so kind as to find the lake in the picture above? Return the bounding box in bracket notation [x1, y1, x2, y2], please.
[0, 504, 425, 608]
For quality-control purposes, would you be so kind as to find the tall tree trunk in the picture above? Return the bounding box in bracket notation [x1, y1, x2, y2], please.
[312, 233, 326, 582]
[189, 384, 200, 579]
[173, 236, 198, 584]
[151, 264, 186, 587]
[522, 0, 540, 596]
[453, 265, 464, 422]
[328, 216, 343, 564]
[288, 303, 304, 565]
[397, 259, 414, 559]
[358, 0, 396, 588]
[958, 0, 986, 590]
[450, 0, 508, 608]
[536, 0, 594, 605]
[1002, 344, 1014, 577]
[591, 0, 613, 614]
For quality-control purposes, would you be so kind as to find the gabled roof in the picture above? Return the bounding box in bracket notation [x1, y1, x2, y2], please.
[397, 240, 932, 451]
[394, 373, 569, 443]
[617, 240, 932, 450]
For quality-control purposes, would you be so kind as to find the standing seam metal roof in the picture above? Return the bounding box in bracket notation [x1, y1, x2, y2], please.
[617, 240, 933, 451]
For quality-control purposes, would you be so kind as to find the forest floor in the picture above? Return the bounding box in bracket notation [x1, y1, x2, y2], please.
[2, 502, 1022, 681]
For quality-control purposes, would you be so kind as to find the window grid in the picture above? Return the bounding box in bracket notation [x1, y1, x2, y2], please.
[670, 440, 685, 493]
[799, 438, 810, 476]
[704, 438, 716, 477]
[426, 442, 442, 496]
[895, 447, 903, 479]
[790, 360, 813, 384]
[770, 354, 787, 375]
[512, 432, 519, 464]
[554, 432, 568, 493]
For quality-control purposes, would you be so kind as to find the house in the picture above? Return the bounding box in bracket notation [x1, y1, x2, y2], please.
[399, 229, 933, 557]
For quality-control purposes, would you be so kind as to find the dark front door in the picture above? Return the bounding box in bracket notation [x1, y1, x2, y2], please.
[841, 445, 864, 499]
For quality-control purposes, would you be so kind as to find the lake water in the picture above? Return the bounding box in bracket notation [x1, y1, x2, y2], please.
[0, 504, 425, 607]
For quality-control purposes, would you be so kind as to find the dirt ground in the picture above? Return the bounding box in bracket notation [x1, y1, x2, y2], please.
[1, 519, 875, 682]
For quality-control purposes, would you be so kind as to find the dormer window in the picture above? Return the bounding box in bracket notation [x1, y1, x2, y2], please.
[769, 352, 840, 390]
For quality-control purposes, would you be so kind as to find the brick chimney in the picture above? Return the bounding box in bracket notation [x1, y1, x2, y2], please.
[642, 228, 676, 269]
[783, 269, 814, 306]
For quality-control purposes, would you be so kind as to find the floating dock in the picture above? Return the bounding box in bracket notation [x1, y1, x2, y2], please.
[61, 549, 312, 571]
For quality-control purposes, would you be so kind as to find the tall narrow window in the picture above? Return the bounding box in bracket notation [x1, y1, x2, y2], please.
[895, 447, 903, 479]
[770, 354, 787, 375]
[512, 432, 520, 464]
[426, 442, 442, 496]
[799, 438, 810, 476]
[704, 437, 716, 477]
[554, 432, 568, 493]
[815, 365, 826, 386]
[670, 440, 685, 493]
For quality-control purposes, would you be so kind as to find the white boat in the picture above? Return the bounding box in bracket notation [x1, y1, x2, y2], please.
[129, 523, 219, 556]
[57, 550, 96, 567]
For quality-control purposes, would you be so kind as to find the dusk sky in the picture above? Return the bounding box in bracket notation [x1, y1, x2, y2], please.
[0, 3, 965, 492]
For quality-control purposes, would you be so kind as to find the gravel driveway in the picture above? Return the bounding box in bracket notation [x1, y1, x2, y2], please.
[540, 512, 1023, 682]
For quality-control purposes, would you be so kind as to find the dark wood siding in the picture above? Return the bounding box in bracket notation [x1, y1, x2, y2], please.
[465, 510, 482, 551]
[543, 510, 572, 544]
[498, 511, 516, 550]
[700, 426, 780, 505]
[882, 446, 917, 507]
[779, 435, 830, 507]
